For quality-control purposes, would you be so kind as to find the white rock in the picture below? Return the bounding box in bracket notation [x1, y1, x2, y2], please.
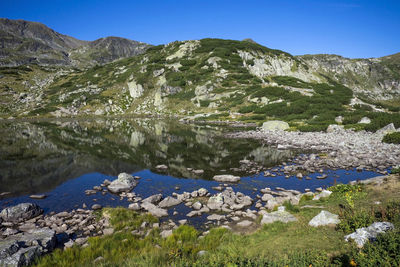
[308, 210, 340, 227]
[345, 222, 394, 248]
[261, 120, 289, 132]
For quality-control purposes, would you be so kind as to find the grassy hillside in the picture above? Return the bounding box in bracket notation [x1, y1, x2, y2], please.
[1, 38, 399, 132]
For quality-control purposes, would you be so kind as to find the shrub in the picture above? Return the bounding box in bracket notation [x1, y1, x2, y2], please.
[391, 167, 400, 175]
[238, 104, 257, 113]
[382, 132, 400, 144]
[336, 210, 374, 234]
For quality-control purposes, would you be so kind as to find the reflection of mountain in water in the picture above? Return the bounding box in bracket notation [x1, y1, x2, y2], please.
[0, 119, 295, 197]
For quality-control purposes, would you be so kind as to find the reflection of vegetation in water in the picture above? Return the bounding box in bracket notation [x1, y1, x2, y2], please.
[0, 118, 294, 195]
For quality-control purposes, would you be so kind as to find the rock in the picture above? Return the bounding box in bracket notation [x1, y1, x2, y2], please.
[192, 169, 204, 175]
[296, 173, 303, 179]
[261, 211, 297, 224]
[29, 195, 46, 200]
[178, 219, 187, 225]
[94, 256, 104, 263]
[308, 210, 340, 227]
[141, 202, 168, 217]
[91, 204, 102, 210]
[155, 164, 168, 170]
[212, 175, 240, 183]
[0, 245, 40, 267]
[261, 194, 274, 202]
[160, 230, 173, 238]
[198, 188, 208, 197]
[207, 214, 226, 221]
[335, 116, 343, 124]
[103, 228, 114, 235]
[265, 199, 279, 210]
[0, 203, 43, 222]
[377, 123, 396, 135]
[3, 228, 19, 236]
[237, 220, 253, 227]
[197, 250, 208, 257]
[327, 124, 344, 133]
[192, 201, 202, 210]
[158, 197, 182, 208]
[261, 120, 289, 132]
[345, 222, 394, 248]
[128, 203, 141, 211]
[107, 173, 138, 194]
[142, 194, 163, 204]
[313, 190, 332, 200]
[358, 117, 371, 124]
[207, 194, 224, 210]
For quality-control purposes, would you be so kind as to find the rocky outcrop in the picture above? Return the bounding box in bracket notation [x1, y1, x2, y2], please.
[344, 222, 394, 247]
[0, 203, 43, 222]
[260, 208, 297, 224]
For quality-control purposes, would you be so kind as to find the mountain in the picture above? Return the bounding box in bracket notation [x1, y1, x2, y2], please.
[0, 18, 150, 67]
[0, 19, 399, 132]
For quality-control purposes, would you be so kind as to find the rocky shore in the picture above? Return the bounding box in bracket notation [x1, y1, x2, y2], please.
[226, 124, 400, 175]
[1, 172, 397, 266]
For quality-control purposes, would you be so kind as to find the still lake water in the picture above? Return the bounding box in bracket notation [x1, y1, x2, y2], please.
[0, 118, 381, 222]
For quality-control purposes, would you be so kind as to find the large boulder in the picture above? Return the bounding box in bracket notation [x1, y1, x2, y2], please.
[212, 175, 240, 183]
[207, 193, 224, 210]
[158, 196, 182, 208]
[142, 194, 163, 204]
[261, 210, 297, 224]
[377, 123, 397, 135]
[345, 222, 394, 248]
[107, 173, 137, 194]
[0, 228, 56, 267]
[261, 121, 289, 132]
[358, 117, 371, 124]
[0, 203, 43, 222]
[308, 210, 340, 227]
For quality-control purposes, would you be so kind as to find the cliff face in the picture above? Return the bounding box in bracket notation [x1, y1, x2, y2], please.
[298, 54, 400, 100]
[0, 18, 149, 67]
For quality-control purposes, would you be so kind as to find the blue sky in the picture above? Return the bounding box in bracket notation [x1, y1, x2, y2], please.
[1, 0, 399, 58]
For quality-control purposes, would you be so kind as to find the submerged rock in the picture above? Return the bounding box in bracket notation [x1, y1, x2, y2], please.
[308, 210, 340, 227]
[344, 222, 394, 248]
[107, 173, 138, 194]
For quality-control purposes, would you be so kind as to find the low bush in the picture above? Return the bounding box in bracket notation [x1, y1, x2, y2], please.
[382, 132, 400, 144]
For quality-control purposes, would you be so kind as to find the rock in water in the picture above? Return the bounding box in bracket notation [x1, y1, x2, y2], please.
[261, 210, 297, 224]
[344, 222, 394, 248]
[158, 196, 182, 208]
[0, 203, 43, 222]
[261, 120, 289, 132]
[212, 175, 240, 183]
[141, 202, 168, 217]
[107, 173, 137, 194]
[308, 210, 340, 227]
[142, 194, 163, 204]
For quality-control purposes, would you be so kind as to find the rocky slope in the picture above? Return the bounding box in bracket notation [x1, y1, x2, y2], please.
[0, 19, 399, 132]
[0, 18, 149, 67]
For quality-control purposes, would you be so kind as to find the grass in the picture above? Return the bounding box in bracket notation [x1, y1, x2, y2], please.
[33, 174, 400, 266]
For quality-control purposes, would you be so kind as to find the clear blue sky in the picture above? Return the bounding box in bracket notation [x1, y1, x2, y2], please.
[1, 0, 399, 58]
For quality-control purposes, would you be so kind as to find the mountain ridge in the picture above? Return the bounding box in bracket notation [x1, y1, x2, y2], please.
[0, 19, 399, 133]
